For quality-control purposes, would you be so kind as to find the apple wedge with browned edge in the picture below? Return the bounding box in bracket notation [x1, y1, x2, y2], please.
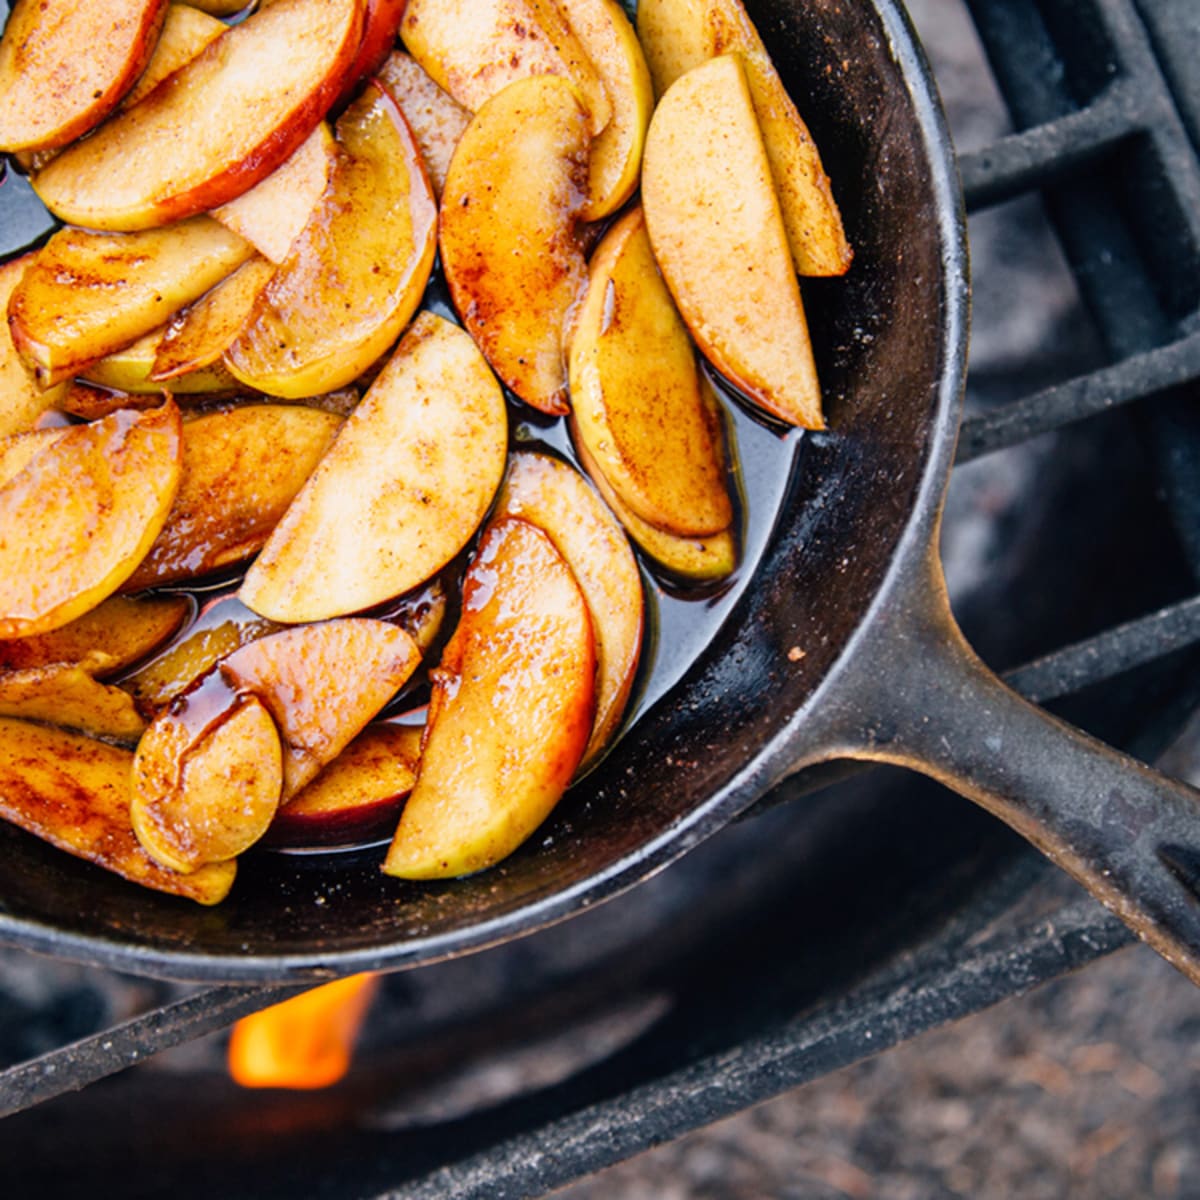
[401, 0, 612, 136]
[0, 716, 235, 903]
[495, 452, 643, 768]
[239, 312, 507, 623]
[0, 401, 183, 639]
[0, 256, 66, 436]
[440, 75, 591, 415]
[384, 517, 596, 880]
[224, 81, 437, 398]
[637, 0, 852, 276]
[7, 217, 253, 387]
[642, 53, 824, 429]
[0, 665, 147, 744]
[568, 204, 733, 537]
[32, 0, 364, 231]
[121, 404, 343, 592]
[0, 0, 169, 153]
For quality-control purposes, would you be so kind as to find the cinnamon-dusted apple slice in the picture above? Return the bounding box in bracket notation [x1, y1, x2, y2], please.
[384, 518, 596, 879]
[221, 618, 422, 798]
[0, 401, 183, 639]
[225, 81, 437, 398]
[212, 124, 335, 265]
[495, 452, 642, 767]
[638, 0, 852, 276]
[557, 0, 653, 220]
[131, 676, 284, 872]
[0, 593, 191, 677]
[240, 312, 507, 623]
[642, 54, 823, 429]
[400, 0, 612, 136]
[0, 665, 147, 744]
[122, 404, 342, 592]
[376, 49, 471, 198]
[151, 258, 277, 382]
[440, 75, 590, 414]
[8, 218, 253, 387]
[0, 257, 67, 437]
[0, 716, 235, 903]
[266, 721, 423, 848]
[0, 428, 69, 490]
[32, 0, 364, 231]
[83, 328, 242, 397]
[120, 3, 227, 111]
[0, 0, 169, 153]
[568, 205, 733, 537]
[575, 432, 737, 582]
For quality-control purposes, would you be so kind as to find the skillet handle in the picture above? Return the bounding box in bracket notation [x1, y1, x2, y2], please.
[818, 552, 1200, 985]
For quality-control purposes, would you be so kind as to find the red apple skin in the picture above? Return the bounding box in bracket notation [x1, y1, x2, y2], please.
[335, 0, 410, 109]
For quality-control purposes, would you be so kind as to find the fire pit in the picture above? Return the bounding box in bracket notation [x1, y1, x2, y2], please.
[2, 0, 1200, 1194]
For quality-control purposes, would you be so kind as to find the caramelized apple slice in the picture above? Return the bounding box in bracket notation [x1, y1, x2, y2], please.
[32, 0, 364, 230]
[0, 593, 191, 677]
[240, 312, 507, 623]
[642, 54, 823, 429]
[0, 0, 168, 152]
[384, 517, 596, 880]
[400, 0, 612, 135]
[7, 218, 253, 387]
[267, 722, 423, 848]
[495, 452, 642, 767]
[122, 404, 342, 592]
[132, 679, 284, 872]
[221, 619, 422, 799]
[225, 82, 437, 398]
[213, 124, 335, 265]
[83, 328, 242, 396]
[0, 257, 66, 436]
[568, 206, 733, 537]
[120, 3, 226, 111]
[0, 402, 183, 639]
[376, 49, 471, 198]
[637, 0, 852, 276]
[151, 258, 278, 382]
[0, 428, 69, 490]
[439, 75, 590, 414]
[574, 432, 737, 581]
[0, 665, 147, 743]
[334, 0, 409, 109]
[558, 0, 653, 220]
[0, 716, 235, 903]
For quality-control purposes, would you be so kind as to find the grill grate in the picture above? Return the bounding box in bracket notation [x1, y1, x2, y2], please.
[2, 0, 1200, 1194]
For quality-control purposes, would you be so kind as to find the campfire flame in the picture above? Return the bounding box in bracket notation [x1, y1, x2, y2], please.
[227, 973, 379, 1089]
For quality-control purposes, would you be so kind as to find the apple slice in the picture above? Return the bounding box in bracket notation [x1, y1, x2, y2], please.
[400, 0, 612, 136]
[0, 716, 235, 903]
[0, 593, 191, 677]
[376, 49, 471, 198]
[334, 0, 409, 109]
[384, 517, 596, 879]
[151, 258, 278, 382]
[221, 618, 422, 798]
[239, 312, 507, 623]
[212, 124, 336, 265]
[495, 452, 642, 767]
[122, 404, 343, 592]
[121, 3, 227, 111]
[0, 428, 68, 490]
[568, 205, 733, 537]
[440, 75, 590, 415]
[32, 0, 364, 231]
[82, 328, 242, 396]
[637, 0, 851, 276]
[266, 721, 423, 848]
[0, 256, 67, 437]
[574, 432, 737, 581]
[0, 665, 147, 743]
[557, 0, 653, 220]
[131, 676, 285, 872]
[0, 401, 183, 639]
[225, 82, 437, 398]
[7, 217, 253, 387]
[0, 0, 169, 153]
[642, 54, 824, 429]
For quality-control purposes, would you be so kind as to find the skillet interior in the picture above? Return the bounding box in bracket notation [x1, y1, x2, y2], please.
[0, 0, 964, 979]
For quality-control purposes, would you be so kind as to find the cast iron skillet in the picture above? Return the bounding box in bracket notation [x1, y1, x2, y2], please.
[2, 0, 1200, 985]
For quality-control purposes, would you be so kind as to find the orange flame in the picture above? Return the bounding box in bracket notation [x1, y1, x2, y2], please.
[227, 973, 380, 1089]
